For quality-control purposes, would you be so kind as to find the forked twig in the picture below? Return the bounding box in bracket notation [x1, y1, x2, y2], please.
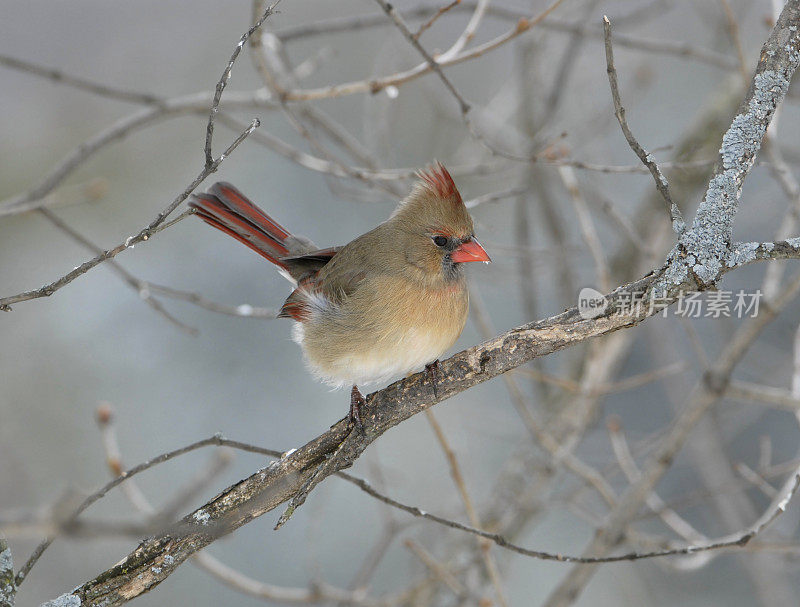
[205, 2, 279, 167]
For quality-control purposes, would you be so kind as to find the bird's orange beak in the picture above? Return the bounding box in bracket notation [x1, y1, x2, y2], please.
[451, 238, 491, 263]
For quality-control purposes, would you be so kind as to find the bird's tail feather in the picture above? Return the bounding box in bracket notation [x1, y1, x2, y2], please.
[189, 182, 292, 269]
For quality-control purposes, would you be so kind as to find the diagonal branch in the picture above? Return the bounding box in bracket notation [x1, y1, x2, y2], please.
[45, 286, 654, 605]
[15, 435, 273, 587]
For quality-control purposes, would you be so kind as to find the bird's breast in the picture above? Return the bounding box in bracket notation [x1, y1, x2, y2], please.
[295, 275, 468, 387]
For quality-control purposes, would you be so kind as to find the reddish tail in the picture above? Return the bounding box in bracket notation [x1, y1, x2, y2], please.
[189, 182, 292, 269]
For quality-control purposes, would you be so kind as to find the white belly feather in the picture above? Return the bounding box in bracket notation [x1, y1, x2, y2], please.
[292, 321, 455, 388]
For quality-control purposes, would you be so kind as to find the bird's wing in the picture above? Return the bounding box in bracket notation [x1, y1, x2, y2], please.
[278, 240, 371, 319]
[313, 230, 382, 304]
[278, 264, 367, 320]
[279, 247, 341, 282]
[279, 225, 391, 319]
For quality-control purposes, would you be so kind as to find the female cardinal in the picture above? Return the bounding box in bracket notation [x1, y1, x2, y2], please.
[189, 162, 489, 423]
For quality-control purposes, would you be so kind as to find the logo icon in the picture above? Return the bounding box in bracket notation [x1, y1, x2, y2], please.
[578, 287, 607, 319]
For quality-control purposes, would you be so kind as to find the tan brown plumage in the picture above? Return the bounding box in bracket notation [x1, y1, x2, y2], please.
[189, 162, 489, 400]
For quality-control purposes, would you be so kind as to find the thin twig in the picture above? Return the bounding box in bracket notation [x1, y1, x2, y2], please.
[545, 270, 800, 606]
[468, 285, 619, 507]
[97, 405, 156, 515]
[735, 463, 778, 498]
[345, 504, 403, 592]
[513, 366, 581, 393]
[542, 0, 601, 121]
[0, 54, 162, 105]
[436, 0, 490, 62]
[413, 0, 462, 40]
[598, 362, 685, 395]
[762, 140, 800, 299]
[194, 551, 397, 606]
[205, 3, 278, 167]
[464, 187, 528, 209]
[340, 465, 800, 564]
[244, 24, 401, 200]
[603, 15, 685, 234]
[594, 194, 656, 259]
[96, 411, 392, 607]
[146, 283, 279, 319]
[607, 416, 708, 545]
[0, 92, 275, 216]
[727, 380, 800, 410]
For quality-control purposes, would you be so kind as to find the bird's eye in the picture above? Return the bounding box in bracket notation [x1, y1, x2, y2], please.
[432, 235, 448, 247]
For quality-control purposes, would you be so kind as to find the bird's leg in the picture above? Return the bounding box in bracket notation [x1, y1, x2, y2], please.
[349, 385, 366, 432]
[425, 360, 441, 398]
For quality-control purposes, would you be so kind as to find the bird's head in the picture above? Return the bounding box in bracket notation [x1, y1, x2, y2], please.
[390, 162, 490, 283]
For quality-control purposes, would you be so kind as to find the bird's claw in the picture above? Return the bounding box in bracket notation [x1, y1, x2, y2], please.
[348, 385, 366, 433]
[425, 360, 440, 399]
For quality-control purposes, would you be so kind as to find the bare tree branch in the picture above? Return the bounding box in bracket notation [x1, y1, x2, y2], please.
[0, 92, 275, 217]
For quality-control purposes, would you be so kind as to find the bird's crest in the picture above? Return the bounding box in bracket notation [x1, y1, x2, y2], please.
[415, 162, 462, 205]
[391, 162, 472, 238]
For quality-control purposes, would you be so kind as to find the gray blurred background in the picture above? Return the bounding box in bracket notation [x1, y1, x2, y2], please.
[2, 1, 800, 605]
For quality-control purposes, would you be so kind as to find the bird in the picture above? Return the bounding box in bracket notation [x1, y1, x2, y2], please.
[188, 162, 490, 425]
